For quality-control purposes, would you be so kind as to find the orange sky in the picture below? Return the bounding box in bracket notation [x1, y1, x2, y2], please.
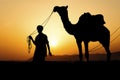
[0, 0, 120, 61]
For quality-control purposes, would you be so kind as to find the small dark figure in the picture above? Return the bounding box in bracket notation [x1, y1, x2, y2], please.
[29, 25, 52, 63]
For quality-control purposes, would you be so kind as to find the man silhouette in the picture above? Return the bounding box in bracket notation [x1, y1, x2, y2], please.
[29, 25, 52, 63]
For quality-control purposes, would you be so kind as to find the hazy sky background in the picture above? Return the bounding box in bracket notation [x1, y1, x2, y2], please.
[0, 0, 120, 61]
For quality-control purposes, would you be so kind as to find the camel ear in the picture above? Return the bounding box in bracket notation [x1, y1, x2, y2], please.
[66, 6, 68, 9]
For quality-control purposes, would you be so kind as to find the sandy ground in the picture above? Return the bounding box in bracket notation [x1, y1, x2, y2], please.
[46, 52, 120, 62]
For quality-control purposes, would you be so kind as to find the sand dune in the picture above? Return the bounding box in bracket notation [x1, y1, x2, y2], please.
[46, 52, 120, 62]
[0, 52, 120, 72]
[1, 52, 120, 63]
[25, 51, 120, 62]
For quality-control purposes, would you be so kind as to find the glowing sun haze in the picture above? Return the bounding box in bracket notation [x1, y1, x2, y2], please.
[0, 0, 120, 61]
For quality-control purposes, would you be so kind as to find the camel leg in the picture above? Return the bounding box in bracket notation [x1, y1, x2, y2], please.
[76, 39, 83, 61]
[104, 45, 111, 62]
[100, 41, 111, 61]
[84, 41, 89, 62]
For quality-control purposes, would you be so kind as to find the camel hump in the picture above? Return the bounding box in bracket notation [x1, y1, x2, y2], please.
[78, 12, 92, 25]
[78, 12, 105, 27]
[93, 14, 106, 25]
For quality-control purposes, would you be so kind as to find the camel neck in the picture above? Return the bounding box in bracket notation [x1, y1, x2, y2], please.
[58, 11, 74, 35]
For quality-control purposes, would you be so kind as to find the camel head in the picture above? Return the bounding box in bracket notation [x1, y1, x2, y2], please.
[53, 6, 68, 13]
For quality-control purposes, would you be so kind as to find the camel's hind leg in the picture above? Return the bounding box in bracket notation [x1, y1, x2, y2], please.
[104, 45, 111, 61]
[100, 41, 111, 61]
[99, 26, 111, 61]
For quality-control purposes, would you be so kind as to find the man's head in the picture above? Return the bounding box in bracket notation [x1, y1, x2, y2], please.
[37, 25, 43, 33]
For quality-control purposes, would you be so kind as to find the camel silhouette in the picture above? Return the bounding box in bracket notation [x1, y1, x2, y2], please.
[53, 6, 111, 61]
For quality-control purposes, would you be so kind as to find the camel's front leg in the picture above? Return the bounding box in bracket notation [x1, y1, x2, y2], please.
[84, 41, 89, 62]
[76, 39, 83, 61]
